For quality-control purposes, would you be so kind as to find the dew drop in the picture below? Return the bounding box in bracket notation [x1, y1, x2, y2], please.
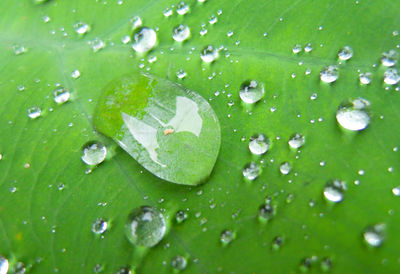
[125, 206, 166, 247]
[323, 179, 346, 203]
[288, 133, 305, 149]
[320, 65, 339, 83]
[239, 80, 265, 104]
[53, 87, 71, 104]
[359, 72, 372, 85]
[12, 44, 27, 55]
[131, 16, 142, 29]
[0, 257, 9, 274]
[392, 186, 400, 196]
[175, 210, 188, 223]
[176, 69, 187, 79]
[116, 266, 132, 274]
[279, 162, 291, 175]
[177, 1, 189, 15]
[132, 27, 157, 53]
[27, 106, 41, 119]
[220, 229, 234, 245]
[243, 162, 261, 180]
[71, 70, 81, 79]
[248, 134, 269, 155]
[338, 46, 353, 60]
[171, 255, 187, 270]
[81, 141, 107, 166]
[12, 262, 26, 274]
[381, 50, 398, 67]
[336, 98, 370, 131]
[363, 223, 386, 247]
[92, 218, 108, 235]
[258, 203, 276, 222]
[272, 236, 284, 250]
[172, 24, 190, 42]
[163, 8, 173, 17]
[209, 15, 217, 25]
[90, 38, 106, 52]
[320, 257, 332, 272]
[304, 43, 312, 53]
[73, 21, 91, 35]
[383, 68, 400, 85]
[292, 44, 302, 54]
[121, 35, 131, 44]
[200, 45, 218, 63]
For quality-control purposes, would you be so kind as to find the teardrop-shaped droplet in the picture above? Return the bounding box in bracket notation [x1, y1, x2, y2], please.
[94, 73, 221, 186]
[132, 27, 157, 53]
[125, 206, 166, 247]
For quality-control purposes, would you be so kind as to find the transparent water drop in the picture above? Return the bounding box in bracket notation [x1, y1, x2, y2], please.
[13, 262, 26, 274]
[12, 44, 27, 55]
[53, 87, 71, 104]
[209, 15, 217, 25]
[338, 46, 353, 60]
[272, 236, 284, 250]
[71, 70, 80, 79]
[218, 229, 234, 246]
[359, 72, 372, 85]
[381, 50, 398, 67]
[279, 162, 291, 175]
[200, 45, 218, 63]
[131, 16, 142, 29]
[320, 257, 332, 272]
[323, 180, 346, 203]
[125, 206, 166, 247]
[132, 27, 157, 53]
[73, 21, 91, 35]
[248, 134, 269, 155]
[176, 69, 187, 79]
[292, 44, 302, 54]
[363, 223, 386, 247]
[93, 264, 104, 273]
[92, 218, 108, 235]
[90, 38, 105, 52]
[392, 186, 400, 196]
[239, 80, 265, 104]
[27, 106, 41, 119]
[320, 65, 339, 83]
[243, 162, 261, 180]
[172, 24, 190, 42]
[175, 210, 188, 223]
[336, 98, 370, 131]
[258, 203, 276, 222]
[0, 257, 9, 274]
[304, 43, 312, 53]
[116, 266, 132, 274]
[121, 35, 131, 44]
[288, 133, 305, 149]
[177, 2, 189, 15]
[383, 68, 400, 85]
[81, 141, 107, 165]
[163, 8, 173, 17]
[171, 256, 187, 270]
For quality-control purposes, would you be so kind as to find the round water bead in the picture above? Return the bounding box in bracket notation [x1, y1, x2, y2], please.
[242, 162, 261, 180]
[132, 27, 157, 53]
[363, 223, 386, 247]
[200, 45, 218, 63]
[323, 180, 346, 203]
[53, 87, 71, 104]
[81, 141, 107, 165]
[383, 68, 400, 85]
[279, 162, 291, 175]
[172, 25, 190, 42]
[27, 106, 41, 119]
[338, 46, 353, 60]
[220, 229, 234, 245]
[336, 98, 370, 131]
[239, 80, 265, 104]
[171, 255, 187, 270]
[125, 206, 166, 247]
[258, 203, 276, 221]
[248, 134, 269, 155]
[381, 50, 398, 67]
[320, 65, 339, 83]
[288, 133, 305, 149]
[359, 72, 372, 85]
[92, 218, 108, 235]
[175, 210, 188, 223]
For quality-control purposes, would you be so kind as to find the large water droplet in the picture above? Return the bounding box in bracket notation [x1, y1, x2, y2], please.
[132, 27, 157, 53]
[288, 133, 305, 149]
[171, 256, 187, 270]
[53, 87, 71, 104]
[336, 98, 370, 131]
[27, 106, 41, 119]
[200, 45, 218, 63]
[92, 218, 108, 235]
[172, 25, 190, 42]
[248, 134, 269, 155]
[320, 65, 339, 83]
[125, 206, 166, 247]
[0, 257, 9, 274]
[220, 229, 235, 245]
[243, 162, 261, 180]
[363, 223, 386, 247]
[81, 141, 107, 166]
[383, 68, 400, 85]
[381, 50, 398, 67]
[338, 46, 353, 60]
[323, 180, 346, 203]
[239, 80, 265, 104]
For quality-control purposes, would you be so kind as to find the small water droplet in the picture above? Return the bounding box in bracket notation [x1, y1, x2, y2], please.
[27, 106, 41, 119]
[272, 236, 284, 250]
[359, 72, 372, 85]
[53, 87, 71, 104]
[71, 70, 80, 79]
[116, 266, 132, 274]
[288, 133, 305, 149]
[177, 1, 189, 15]
[163, 8, 173, 17]
[363, 223, 386, 247]
[239, 80, 265, 104]
[243, 162, 261, 181]
[304, 43, 312, 53]
[383, 68, 400, 85]
[323, 179, 346, 203]
[175, 210, 188, 223]
[73, 21, 91, 35]
[90, 38, 106, 52]
[392, 186, 400, 196]
[81, 141, 107, 166]
[320, 257, 332, 272]
[248, 134, 269, 155]
[381, 50, 398, 67]
[171, 255, 187, 270]
[93, 264, 104, 273]
[172, 24, 190, 42]
[176, 69, 187, 79]
[121, 35, 131, 44]
[320, 65, 339, 83]
[92, 218, 108, 235]
[336, 98, 370, 131]
[125, 206, 166, 247]
[258, 203, 276, 222]
[200, 45, 218, 63]
[209, 15, 217, 25]
[292, 44, 302, 54]
[279, 162, 291, 175]
[220, 229, 235, 245]
[12, 262, 26, 274]
[132, 27, 157, 53]
[338, 46, 353, 60]
[131, 16, 142, 29]
[0, 256, 9, 274]
[12, 44, 27, 55]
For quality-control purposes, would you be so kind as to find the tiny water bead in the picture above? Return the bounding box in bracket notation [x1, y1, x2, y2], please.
[338, 46, 353, 60]
[176, 69, 187, 79]
[81, 141, 107, 166]
[13, 262, 26, 274]
[336, 98, 370, 131]
[53, 87, 71, 104]
[220, 229, 235, 245]
[279, 162, 291, 175]
[381, 50, 398, 67]
[0, 257, 9, 274]
[172, 24, 190, 42]
[200, 45, 218, 63]
[392, 186, 400, 196]
[92, 218, 108, 235]
[71, 69, 81, 79]
[125, 206, 166, 247]
[272, 236, 284, 250]
[171, 256, 187, 270]
[90, 38, 105, 52]
[258, 203, 276, 222]
[363, 223, 386, 247]
[177, 1, 190, 15]
[175, 210, 188, 223]
[131, 27, 157, 53]
[320, 65, 339, 83]
[73, 21, 91, 35]
[359, 72, 372, 85]
[27, 106, 41, 119]
[239, 80, 265, 104]
[383, 68, 400, 85]
[242, 162, 261, 181]
[288, 133, 305, 149]
[323, 180, 346, 203]
[116, 266, 133, 274]
[248, 134, 269, 155]
[292, 44, 302, 54]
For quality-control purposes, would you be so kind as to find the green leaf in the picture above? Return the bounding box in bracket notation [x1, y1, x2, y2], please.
[1, 0, 400, 273]
[94, 73, 221, 186]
